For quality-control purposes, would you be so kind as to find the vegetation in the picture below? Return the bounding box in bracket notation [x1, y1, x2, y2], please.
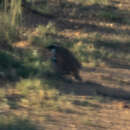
[0, 115, 38, 130]
[0, 0, 130, 129]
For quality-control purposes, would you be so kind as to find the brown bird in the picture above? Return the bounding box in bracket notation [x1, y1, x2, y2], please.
[46, 44, 82, 81]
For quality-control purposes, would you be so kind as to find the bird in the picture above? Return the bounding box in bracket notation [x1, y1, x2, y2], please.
[46, 44, 82, 81]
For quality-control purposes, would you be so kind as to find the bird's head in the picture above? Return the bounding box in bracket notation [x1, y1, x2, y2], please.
[46, 44, 59, 53]
[46, 44, 57, 50]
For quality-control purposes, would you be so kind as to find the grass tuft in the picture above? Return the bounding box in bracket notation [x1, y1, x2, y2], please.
[0, 115, 38, 130]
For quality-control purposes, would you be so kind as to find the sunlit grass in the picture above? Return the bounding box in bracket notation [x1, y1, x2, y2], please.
[71, 39, 107, 66]
[28, 22, 57, 47]
[10, 0, 22, 26]
[69, 0, 109, 5]
[0, 14, 20, 44]
[14, 78, 71, 111]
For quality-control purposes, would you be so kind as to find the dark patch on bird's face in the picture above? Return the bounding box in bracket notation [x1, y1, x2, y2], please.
[46, 45, 57, 54]
[46, 45, 58, 50]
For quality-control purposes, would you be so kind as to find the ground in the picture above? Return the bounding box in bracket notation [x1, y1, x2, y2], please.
[0, 0, 130, 130]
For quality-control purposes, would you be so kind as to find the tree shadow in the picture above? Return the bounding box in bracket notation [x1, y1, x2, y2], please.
[22, 0, 130, 29]
[72, 99, 100, 108]
[95, 39, 130, 69]
[95, 39, 130, 54]
[56, 19, 120, 34]
[104, 58, 130, 70]
[58, 1, 130, 25]
[51, 79, 130, 101]
[59, 2, 130, 38]
[101, 74, 130, 86]
[23, 9, 52, 28]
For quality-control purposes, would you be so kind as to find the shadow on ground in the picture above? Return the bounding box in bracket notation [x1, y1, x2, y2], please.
[23, 1, 130, 29]
[105, 58, 130, 70]
[95, 40, 130, 54]
[43, 72, 130, 101]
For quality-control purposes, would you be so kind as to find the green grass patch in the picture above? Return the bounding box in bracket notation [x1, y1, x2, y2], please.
[0, 14, 20, 44]
[71, 39, 107, 66]
[14, 78, 70, 111]
[28, 23, 57, 48]
[0, 50, 38, 80]
[0, 115, 38, 130]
